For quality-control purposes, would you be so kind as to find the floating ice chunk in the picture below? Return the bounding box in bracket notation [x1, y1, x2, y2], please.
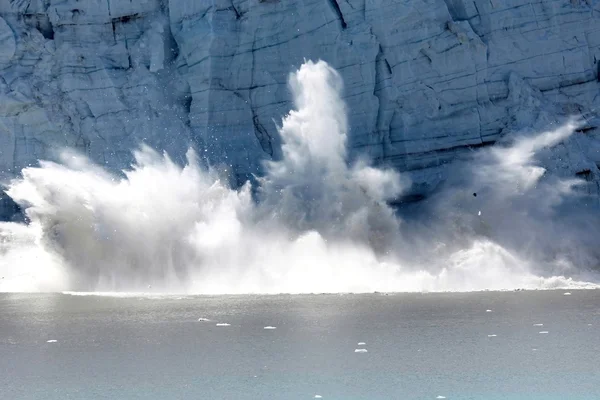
[437, 396, 447, 399]
[539, 331, 549, 334]
[198, 318, 210, 322]
[478, 211, 481, 216]
[216, 323, 231, 327]
[487, 334, 497, 337]
[354, 348, 368, 353]
[485, 309, 492, 312]
[533, 323, 543, 326]
[264, 326, 277, 330]
[357, 342, 366, 346]
[315, 396, 323, 399]
[563, 292, 572, 296]
[46, 340, 57, 343]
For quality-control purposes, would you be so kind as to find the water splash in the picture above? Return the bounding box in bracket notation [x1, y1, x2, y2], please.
[0, 60, 597, 294]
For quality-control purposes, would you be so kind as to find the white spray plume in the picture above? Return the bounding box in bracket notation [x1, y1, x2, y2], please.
[0, 60, 597, 294]
[258, 61, 406, 248]
[411, 118, 600, 281]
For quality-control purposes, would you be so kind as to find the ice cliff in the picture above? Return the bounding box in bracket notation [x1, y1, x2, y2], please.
[1, 0, 600, 207]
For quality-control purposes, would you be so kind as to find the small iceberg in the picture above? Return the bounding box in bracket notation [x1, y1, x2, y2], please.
[539, 331, 549, 334]
[314, 395, 323, 399]
[437, 396, 447, 399]
[216, 323, 231, 327]
[487, 334, 497, 337]
[46, 340, 57, 343]
[357, 342, 366, 346]
[533, 323, 543, 326]
[563, 292, 572, 296]
[263, 326, 277, 330]
[354, 348, 368, 353]
[485, 309, 492, 313]
[198, 318, 210, 322]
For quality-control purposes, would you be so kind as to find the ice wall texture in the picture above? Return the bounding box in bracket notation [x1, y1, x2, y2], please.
[1, 0, 600, 194]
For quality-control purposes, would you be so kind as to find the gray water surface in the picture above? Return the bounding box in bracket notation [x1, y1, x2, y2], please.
[1, 291, 599, 399]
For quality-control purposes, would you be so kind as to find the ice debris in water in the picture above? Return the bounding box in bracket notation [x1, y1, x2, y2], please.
[533, 323, 543, 326]
[437, 396, 447, 399]
[216, 323, 231, 327]
[314, 396, 323, 399]
[354, 348, 368, 353]
[539, 331, 549, 334]
[357, 342, 366, 346]
[563, 292, 572, 296]
[46, 340, 57, 343]
[485, 309, 492, 312]
[263, 326, 277, 330]
[487, 334, 497, 337]
[198, 318, 210, 322]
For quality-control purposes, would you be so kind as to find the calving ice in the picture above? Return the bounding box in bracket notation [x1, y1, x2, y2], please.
[0, 61, 598, 294]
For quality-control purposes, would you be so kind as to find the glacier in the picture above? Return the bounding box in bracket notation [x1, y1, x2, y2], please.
[0, 0, 599, 210]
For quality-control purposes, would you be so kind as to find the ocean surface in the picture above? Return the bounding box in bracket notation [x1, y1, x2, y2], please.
[1, 290, 599, 400]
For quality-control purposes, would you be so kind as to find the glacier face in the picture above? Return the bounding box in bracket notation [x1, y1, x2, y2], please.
[0, 0, 599, 201]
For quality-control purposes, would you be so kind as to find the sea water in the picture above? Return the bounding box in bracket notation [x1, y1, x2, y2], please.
[1, 290, 599, 400]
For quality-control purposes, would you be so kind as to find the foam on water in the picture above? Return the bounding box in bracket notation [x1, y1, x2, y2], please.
[62, 291, 190, 298]
[0, 60, 598, 294]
